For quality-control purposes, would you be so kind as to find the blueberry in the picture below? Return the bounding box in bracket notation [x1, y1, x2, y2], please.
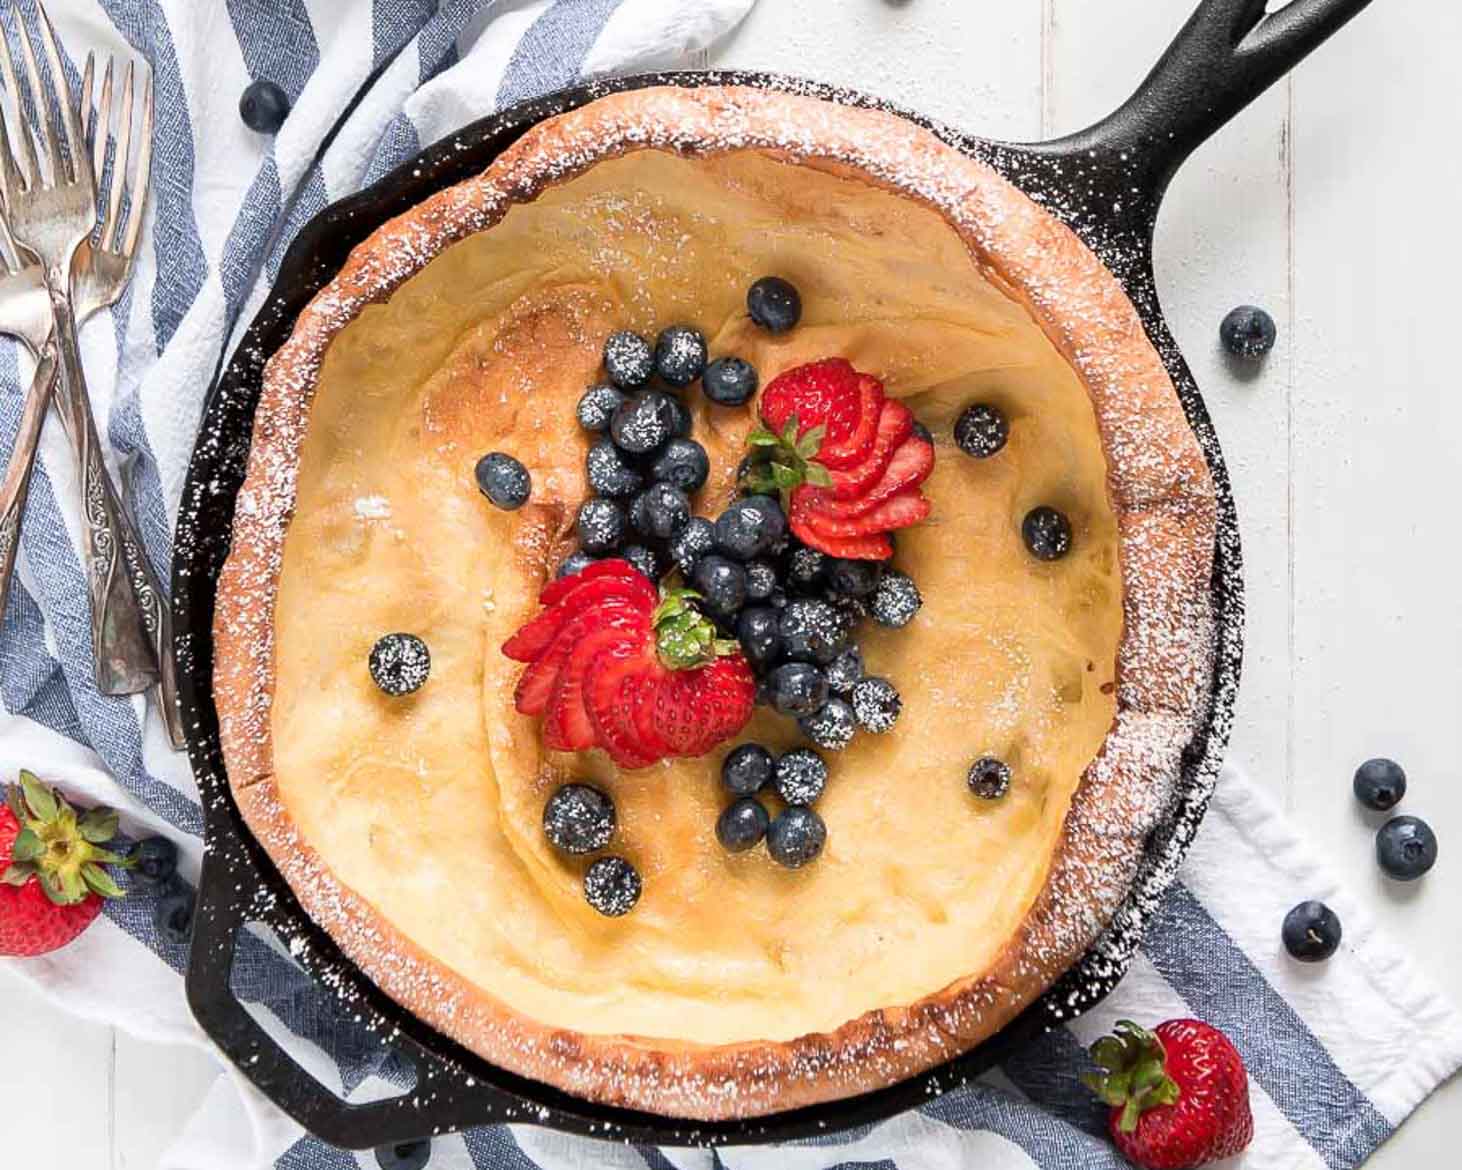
[723, 743, 775, 795]
[670, 516, 716, 573]
[716, 798, 770, 853]
[155, 881, 194, 946]
[473, 451, 530, 510]
[779, 599, 848, 664]
[374, 1141, 431, 1170]
[967, 757, 1011, 800]
[825, 647, 865, 694]
[799, 699, 856, 751]
[1022, 506, 1072, 561]
[134, 836, 178, 887]
[1353, 758, 1407, 812]
[702, 357, 759, 406]
[653, 325, 708, 388]
[767, 587, 789, 609]
[851, 677, 901, 733]
[556, 550, 599, 579]
[543, 784, 616, 854]
[603, 330, 654, 389]
[767, 807, 826, 868]
[747, 276, 802, 334]
[954, 404, 1009, 458]
[239, 80, 290, 134]
[628, 491, 654, 538]
[692, 554, 748, 617]
[830, 594, 869, 627]
[610, 390, 678, 456]
[641, 481, 691, 540]
[1220, 305, 1277, 360]
[577, 384, 626, 432]
[745, 560, 778, 601]
[736, 606, 783, 670]
[1376, 816, 1438, 881]
[775, 748, 828, 805]
[666, 393, 693, 439]
[1282, 900, 1342, 962]
[584, 856, 641, 916]
[651, 438, 710, 493]
[870, 570, 922, 628]
[767, 661, 829, 717]
[827, 558, 880, 598]
[715, 496, 787, 560]
[577, 497, 626, 555]
[586, 437, 644, 498]
[787, 545, 827, 591]
[369, 633, 430, 696]
[621, 544, 662, 581]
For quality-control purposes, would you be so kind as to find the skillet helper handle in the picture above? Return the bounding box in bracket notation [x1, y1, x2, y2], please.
[1037, 0, 1376, 204]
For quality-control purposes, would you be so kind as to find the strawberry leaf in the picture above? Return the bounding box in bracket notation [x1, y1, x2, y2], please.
[796, 423, 826, 459]
[781, 415, 800, 446]
[81, 863, 125, 900]
[10, 827, 43, 862]
[50, 867, 87, 906]
[19, 771, 57, 822]
[2, 863, 34, 886]
[804, 463, 833, 487]
[746, 428, 780, 447]
[771, 463, 800, 490]
[4, 784, 24, 822]
[78, 807, 119, 845]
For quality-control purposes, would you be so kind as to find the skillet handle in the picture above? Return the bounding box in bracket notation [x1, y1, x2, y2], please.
[1027, 0, 1375, 215]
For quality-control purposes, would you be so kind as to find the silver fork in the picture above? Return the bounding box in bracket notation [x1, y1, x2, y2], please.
[0, 5, 162, 700]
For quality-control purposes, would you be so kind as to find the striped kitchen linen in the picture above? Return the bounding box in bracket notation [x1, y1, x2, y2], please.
[1, 1, 1458, 1167]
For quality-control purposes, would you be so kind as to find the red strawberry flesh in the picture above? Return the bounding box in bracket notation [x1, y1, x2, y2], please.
[805, 434, 934, 520]
[827, 399, 915, 499]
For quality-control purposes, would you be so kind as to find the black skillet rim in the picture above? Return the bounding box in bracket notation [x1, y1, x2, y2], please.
[171, 69, 1243, 1149]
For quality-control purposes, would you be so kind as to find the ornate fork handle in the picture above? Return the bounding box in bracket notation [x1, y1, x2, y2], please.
[48, 284, 159, 696]
[0, 340, 56, 620]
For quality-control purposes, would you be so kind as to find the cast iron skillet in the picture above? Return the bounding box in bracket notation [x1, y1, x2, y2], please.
[172, 0, 1374, 1149]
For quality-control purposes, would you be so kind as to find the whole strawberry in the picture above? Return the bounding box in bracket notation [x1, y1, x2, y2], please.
[1, 771, 130, 957]
[1082, 1019, 1253, 1169]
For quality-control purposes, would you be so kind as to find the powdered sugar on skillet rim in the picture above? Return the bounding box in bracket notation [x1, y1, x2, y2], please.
[210, 82, 1221, 1123]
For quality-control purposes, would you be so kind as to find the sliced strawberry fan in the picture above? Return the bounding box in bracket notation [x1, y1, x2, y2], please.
[744, 358, 934, 559]
[503, 561, 756, 770]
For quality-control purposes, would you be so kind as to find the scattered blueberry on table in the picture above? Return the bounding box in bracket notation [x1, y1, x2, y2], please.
[368, 632, 431, 696]
[1376, 815, 1438, 881]
[1219, 304, 1277, 360]
[1353, 757, 1406, 811]
[1282, 900, 1342, 962]
[239, 79, 290, 134]
[133, 835, 178, 887]
[155, 878, 195, 946]
[375, 1139, 432, 1170]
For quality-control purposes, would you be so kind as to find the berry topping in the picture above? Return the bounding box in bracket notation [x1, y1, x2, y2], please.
[775, 748, 828, 805]
[744, 559, 778, 600]
[621, 544, 662, 581]
[375, 1140, 432, 1170]
[1282, 900, 1342, 962]
[691, 554, 748, 618]
[1353, 757, 1406, 811]
[670, 516, 716, 573]
[967, 757, 1011, 800]
[703, 356, 759, 405]
[134, 836, 179, 886]
[779, 598, 848, 664]
[1083, 1019, 1253, 1168]
[651, 438, 710, 493]
[239, 79, 290, 133]
[850, 677, 901, 733]
[584, 856, 641, 917]
[603, 330, 654, 389]
[716, 798, 770, 853]
[543, 784, 616, 854]
[369, 633, 430, 696]
[503, 563, 755, 768]
[1022, 506, 1072, 561]
[767, 661, 829, 717]
[1376, 815, 1437, 881]
[722, 743, 774, 795]
[870, 569, 922, 628]
[747, 276, 802, 334]
[1219, 305, 1277, 360]
[611, 390, 679, 456]
[825, 646, 865, 694]
[556, 551, 598, 579]
[787, 546, 827, 589]
[715, 495, 787, 560]
[576, 497, 626, 555]
[665, 393, 693, 438]
[586, 437, 645, 498]
[653, 325, 708, 387]
[767, 807, 826, 868]
[799, 698, 856, 751]
[827, 557, 880, 597]
[1, 772, 129, 957]
[954, 403, 1009, 458]
[577, 384, 625, 432]
[736, 606, 782, 669]
[474, 451, 531, 510]
[640, 481, 691, 541]
[156, 881, 195, 945]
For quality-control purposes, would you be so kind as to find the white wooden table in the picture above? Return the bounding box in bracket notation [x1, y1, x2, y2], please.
[3, 0, 1458, 1164]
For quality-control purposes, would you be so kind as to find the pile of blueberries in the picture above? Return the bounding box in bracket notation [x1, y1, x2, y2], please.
[716, 743, 832, 868]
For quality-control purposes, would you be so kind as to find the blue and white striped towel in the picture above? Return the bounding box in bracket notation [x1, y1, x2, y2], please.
[1, 2, 1459, 1167]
